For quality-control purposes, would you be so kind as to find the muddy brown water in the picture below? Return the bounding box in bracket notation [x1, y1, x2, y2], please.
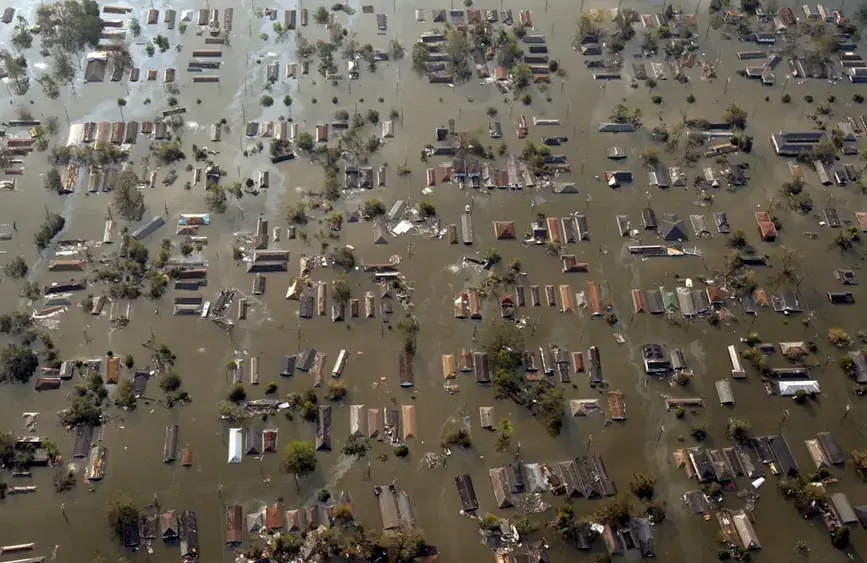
[1, 0, 867, 561]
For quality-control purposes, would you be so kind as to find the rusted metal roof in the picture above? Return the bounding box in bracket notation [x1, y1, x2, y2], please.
[608, 390, 626, 420]
[442, 354, 456, 379]
[459, 348, 472, 372]
[559, 285, 574, 312]
[546, 217, 563, 244]
[493, 221, 516, 240]
[399, 351, 414, 387]
[226, 505, 243, 544]
[587, 281, 603, 316]
[571, 351, 584, 373]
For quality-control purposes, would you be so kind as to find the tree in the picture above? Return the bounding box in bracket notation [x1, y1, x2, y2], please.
[112, 170, 144, 221]
[4, 256, 27, 279]
[333, 277, 351, 305]
[419, 201, 436, 218]
[726, 418, 752, 442]
[114, 379, 136, 409]
[494, 419, 514, 453]
[595, 497, 633, 528]
[330, 247, 355, 270]
[283, 441, 317, 491]
[160, 372, 181, 392]
[363, 199, 386, 218]
[106, 493, 139, 538]
[325, 380, 347, 401]
[44, 167, 62, 192]
[389, 39, 405, 60]
[38, 0, 102, 52]
[227, 382, 246, 402]
[12, 17, 33, 51]
[852, 450, 867, 480]
[296, 132, 315, 152]
[313, 6, 329, 24]
[629, 473, 656, 500]
[260, 94, 274, 107]
[724, 103, 748, 129]
[411, 42, 430, 72]
[512, 62, 532, 89]
[128, 17, 141, 37]
[205, 185, 228, 213]
[498, 36, 523, 69]
[0, 344, 38, 383]
[270, 533, 302, 561]
[116, 97, 127, 121]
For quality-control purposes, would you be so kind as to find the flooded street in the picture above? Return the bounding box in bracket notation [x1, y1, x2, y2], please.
[2, 0, 867, 560]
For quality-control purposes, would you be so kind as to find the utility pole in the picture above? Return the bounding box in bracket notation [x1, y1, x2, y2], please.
[779, 409, 789, 430]
[656, 425, 664, 447]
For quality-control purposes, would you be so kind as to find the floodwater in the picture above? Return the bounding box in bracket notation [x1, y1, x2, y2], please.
[2, 0, 867, 560]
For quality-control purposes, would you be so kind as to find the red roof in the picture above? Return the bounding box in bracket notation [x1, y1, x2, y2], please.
[266, 503, 284, 530]
[758, 221, 777, 241]
[632, 289, 646, 313]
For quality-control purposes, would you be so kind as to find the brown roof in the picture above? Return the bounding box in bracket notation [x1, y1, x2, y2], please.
[105, 356, 120, 384]
[401, 405, 417, 439]
[562, 254, 589, 273]
[753, 288, 770, 307]
[856, 212, 867, 232]
[706, 287, 725, 304]
[181, 449, 193, 466]
[48, 259, 86, 272]
[571, 351, 584, 373]
[493, 221, 516, 240]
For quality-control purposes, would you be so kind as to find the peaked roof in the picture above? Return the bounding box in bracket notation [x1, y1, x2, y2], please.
[493, 221, 516, 240]
[661, 219, 687, 241]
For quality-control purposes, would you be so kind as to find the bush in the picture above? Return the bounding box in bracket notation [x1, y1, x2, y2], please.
[651, 95, 663, 104]
[265, 382, 278, 394]
[629, 473, 656, 500]
[855, 94, 865, 104]
[393, 444, 409, 457]
[686, 94, 695, 103]
[781, 93, 791, 103]
[261, 95, 274, 107]
[690, 424, 707, 441]
[804, 94, 813, 103]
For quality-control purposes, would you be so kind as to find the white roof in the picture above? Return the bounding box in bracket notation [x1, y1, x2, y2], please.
[228, 428, 242, 463]
[777, 381, 820, 396]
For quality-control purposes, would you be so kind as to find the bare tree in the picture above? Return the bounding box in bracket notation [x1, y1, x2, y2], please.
[113, 170, 144, 221]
